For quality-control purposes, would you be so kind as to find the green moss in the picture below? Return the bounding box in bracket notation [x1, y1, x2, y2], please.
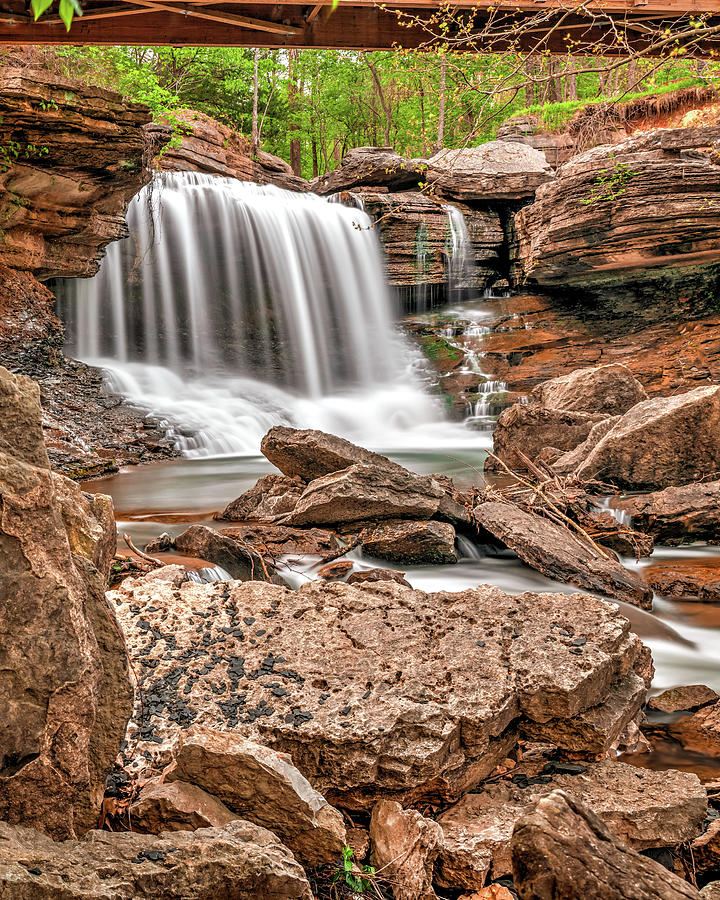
[418, 334, 463, 363]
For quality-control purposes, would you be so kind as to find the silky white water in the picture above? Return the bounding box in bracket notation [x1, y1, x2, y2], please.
[56, 172, 484, 457]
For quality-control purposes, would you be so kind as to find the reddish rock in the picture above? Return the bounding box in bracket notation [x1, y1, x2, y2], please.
[318, 560, 355, 579]
[0, 819, 313, 899]
[216, 474, 306, 522]
[691, 820, 720, 880]
[437, 760, 705, 889]
[128, 780, 237, 833]
[473, 500, 653, 608]
[0, 367, 132, 840]
[618, 480, 720, 545]
[459, 888, 515, 900]
[668, 700, 720, 757]
[362, 519, 457, 565]
[167, 524, 271, 581]
[574, 385, 720, 490]
[0, 364, 49, 468]
[167, 727, 346, 868]
[369, 799, 442, 900]
[511, 790, 701, 900]
[531, 363, 647, 415]
[347, 567, 412, 587]
[487, 403, 606, 472]
[649, 685, 719, 714]
[550, 416, 621, 475]
[222, 524, 340, 559]
[643, 560, 720, 602]
[0, 265, 63, 373]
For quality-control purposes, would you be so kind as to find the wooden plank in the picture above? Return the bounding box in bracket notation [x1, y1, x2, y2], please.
[306, 3, 324, 22]
[126, 0, 303, 33]
[40, 4, 154, 23]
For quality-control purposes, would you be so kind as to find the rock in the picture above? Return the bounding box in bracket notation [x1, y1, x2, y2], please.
[347, 567, 412, 587]
[573, 385, 720, 490]
[150, 110, 308, 193]
[512, 127, 720, 302]
[473, 501, 653, 608]
[261, 425, 405, 481]
[291, 464, 465, 528]
[0, 367, 132, 840]
[520, 670, 648, 754]
[701, 884, 720, 900]
[169, 524, 271, 581]
[618, 480, 720, 545]
[427, 141, 554, 202]
[317, 560, 355, 579]
[221, 524, 341, 559]
[531, 364, 647, 416]
[649, 685, 720, 714]
[642, 561, 720, 602]
[113, 576, 648, 811]
[459, 888, 515, 900]
[487, 403, 607, 472]
[550, 416, 621, 476]
[668, 700, 720, 757]
[167, 726, 346, 868]
[358, 189, 504, 293]
[217, 474, 306, 522]
[362, 520, 457, 565]
[0, 266, 64, 374]
[0, 64, 158, 279]
[437, 760, 705, 889]
[511, 790, 701, 899]
[0, 366, 49, 468]
[128, 780, 238, 833]
[690, 820, 720, 879]
[369, 799, 442, 900]
[0, 818, 313, 899]
[311, 146, 426, 194]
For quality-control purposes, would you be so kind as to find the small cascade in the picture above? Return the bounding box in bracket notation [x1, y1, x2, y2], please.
[444, 204, 473, 298]
[55, 172, 475, 457]
[472, 379, 509, 420]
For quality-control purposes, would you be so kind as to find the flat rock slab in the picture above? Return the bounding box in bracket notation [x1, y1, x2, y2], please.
[217, 473, 306, 522]
[473, 500, 652, 608]
[531, 363, 647, 416]
[618, 480, 720, 545]
[112, 577, 645, 810]
[128, 780, 237, 833]
[649, 685, 720, 714]
[642, 560, 720, 602]
[0, 819, 312, 899]
[511, 790, 701, 900]
[437, 760, 706, 888]
[361, 519, 457, 565]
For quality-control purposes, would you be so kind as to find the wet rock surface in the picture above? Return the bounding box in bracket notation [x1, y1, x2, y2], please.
[511, 790, 702, 899]
[0, 366, 132, 840]
[643, 560, 720, 603]
[649, 685, 720, 714]
[162, 524, 272, 581]
[0, 818, 313, 899]
[619, 480, 720, 545]
[361, 519, 457, 565]
[217, 474, 307, 522]
[438, 760, 706, 887]
[112, 576, 645, 810]
[473, 500, 653, 608]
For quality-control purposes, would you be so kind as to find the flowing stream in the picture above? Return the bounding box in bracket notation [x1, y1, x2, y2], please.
[56, 170, 720, 778]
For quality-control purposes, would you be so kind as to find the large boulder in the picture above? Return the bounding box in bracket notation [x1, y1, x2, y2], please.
[168, 524, 272, 581]
[427, 141, 554, 202]
[0, 819, 313, 899]
[128, 780, 238, 833]
[0, 367, 132, 840]
[437, 760, 706, 889]
[0, 367, 49, 467]
[311, 146, 426, 195]
[573, 385, 720, 489]
[487, 403, 606, 472]
[361, 519, 457, 565]
[290, 463, 468, 527]
[618, 480, 720, 545]
[512, 127, 720, 300]
[217, 473, 306, 522]
[473, 500, 653, 608]
[166, 727, 346, 868]
[112, 575, 649, 811]
[531, 364, 647, 416]
[261, 425, 405, 481]
[511, 790, 701, 899]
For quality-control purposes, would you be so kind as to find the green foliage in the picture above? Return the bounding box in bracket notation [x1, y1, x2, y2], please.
[332, 845, 377, 894]
[31, 0, 82, 31]
[581, 153, 639, 205]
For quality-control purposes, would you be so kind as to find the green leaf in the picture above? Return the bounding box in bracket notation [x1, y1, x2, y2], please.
[58, 0, 75, 29]
[31, 0, 54, 21]
[331, 0, 339, 9]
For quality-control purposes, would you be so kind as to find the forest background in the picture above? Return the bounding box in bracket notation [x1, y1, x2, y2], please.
[25, 42, 718, 179]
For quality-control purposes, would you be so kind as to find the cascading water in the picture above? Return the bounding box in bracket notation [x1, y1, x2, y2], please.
[444, 204, 473, 298]
[55, 172, 479, 457]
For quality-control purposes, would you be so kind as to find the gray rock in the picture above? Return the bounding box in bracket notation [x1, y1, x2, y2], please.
[217, 473, 306, 522]
[362, 519, 457, 565]
[532, 364, 647, 416]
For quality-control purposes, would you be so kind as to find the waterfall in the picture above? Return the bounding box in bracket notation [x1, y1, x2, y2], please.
[55, 172, 477, 457]
[444, 204, 472, 297]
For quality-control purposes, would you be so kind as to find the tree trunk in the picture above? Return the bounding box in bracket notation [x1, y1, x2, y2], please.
[565, 67, 577, 101]
[437, 54, 446, 150]
[365, 57, 392, 146]
[251, 48, 259, 151]
[288, 49, 302, 177]
[525, 54, 538, 106]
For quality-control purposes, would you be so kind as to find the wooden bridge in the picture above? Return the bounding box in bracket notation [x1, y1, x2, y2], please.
[0, 0, 718, 53]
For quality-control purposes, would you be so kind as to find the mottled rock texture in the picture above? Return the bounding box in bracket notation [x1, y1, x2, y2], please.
[438, 760, 705, 888]
[112, 576, 647, 811]
[361, 519, 457, 565]
[648, 684, 719, 714]
[0, 819, 313, 899]
[513, 127, 720, 301]
[311, 146, 426, 194]
[128, 780, 238, 833]
[531, 363, 647, 416]
[217, 473, 306, 522]
[511, 790, 701, 899]
[0, 366, 132, 839]
[369, 800, 442, 900]
[618, 480, 720, 545]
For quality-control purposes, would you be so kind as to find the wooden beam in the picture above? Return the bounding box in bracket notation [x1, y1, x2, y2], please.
[126, 0, 303, 33]
[41, 4, 154, 23]
[306, 3, 324, 22]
